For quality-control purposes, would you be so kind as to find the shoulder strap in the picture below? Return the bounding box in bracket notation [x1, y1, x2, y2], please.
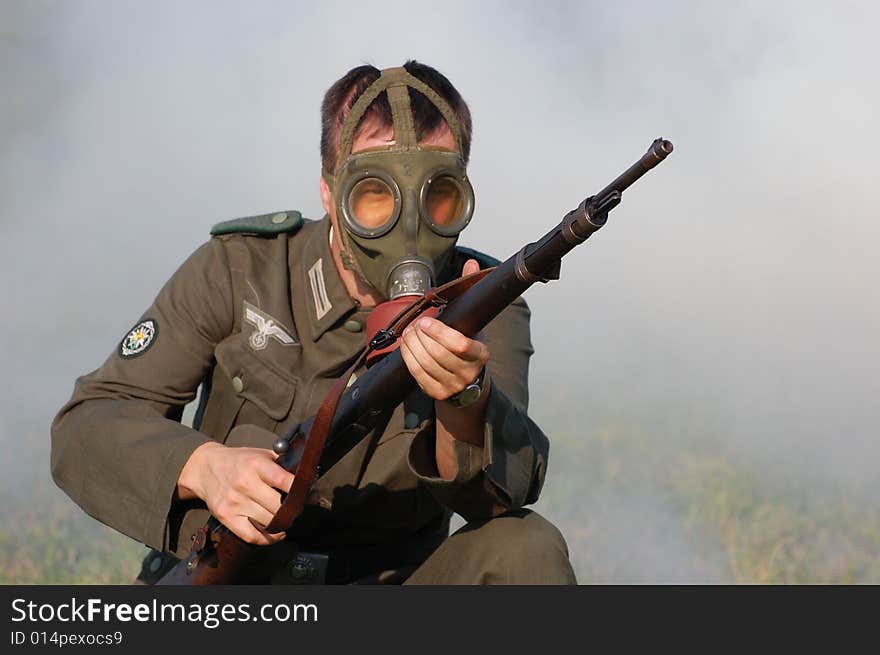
[210, 210, 304, 237]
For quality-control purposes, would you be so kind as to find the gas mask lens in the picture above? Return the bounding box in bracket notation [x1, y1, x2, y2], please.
[345, 175, 400, 236]
[424, 176, 464, 225]
[422, 172, 473, 235]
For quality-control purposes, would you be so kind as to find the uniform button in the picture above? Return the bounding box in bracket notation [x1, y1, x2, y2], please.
[404, 412, 421, 429]
[344, 319, 363, 333]
[271, 212, 288, 224]
[231, 376, 244, 393]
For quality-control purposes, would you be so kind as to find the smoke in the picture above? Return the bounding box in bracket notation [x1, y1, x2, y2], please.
[2, 1, 878, 579]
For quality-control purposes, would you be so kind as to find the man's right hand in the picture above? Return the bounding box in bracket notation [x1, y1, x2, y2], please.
[176, 441, 294, 545]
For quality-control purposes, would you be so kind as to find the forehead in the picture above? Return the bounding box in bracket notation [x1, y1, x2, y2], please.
[351, 118, 457, 154]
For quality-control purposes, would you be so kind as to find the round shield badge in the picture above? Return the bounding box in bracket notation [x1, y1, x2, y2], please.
[120, 319, 158, 358]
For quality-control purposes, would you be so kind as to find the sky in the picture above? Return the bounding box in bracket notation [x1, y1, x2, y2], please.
[2, 1, 878, 578]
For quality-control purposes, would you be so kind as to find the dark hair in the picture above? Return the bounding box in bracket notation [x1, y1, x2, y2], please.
[320, 60, 472, 174]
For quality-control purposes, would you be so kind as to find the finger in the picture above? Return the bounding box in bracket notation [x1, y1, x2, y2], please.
[400, 336, 447, 399]
[411, 323, 475, 380]
[255, 458, 295, 494]
[416, 317, 487, 363]
[247, 516, 287, 543]
[244, 501, 278, 532]
[228, 516, 279, 546]
[261, 529, 287, 545]
[403, 324, 459, 386]
[248, 479, 284, 517]
[462, 258, 480, 277]
[400, 335, 447, 396]
[248, 516, 287, 543]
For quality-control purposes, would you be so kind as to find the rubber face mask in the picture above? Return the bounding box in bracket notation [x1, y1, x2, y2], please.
[326, 67, 474, 300]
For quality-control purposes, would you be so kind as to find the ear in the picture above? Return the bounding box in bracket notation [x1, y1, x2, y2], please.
[319, 175, 333, 216]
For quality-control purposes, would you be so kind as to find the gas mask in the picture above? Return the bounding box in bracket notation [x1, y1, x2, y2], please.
[325, 67, 474, 302]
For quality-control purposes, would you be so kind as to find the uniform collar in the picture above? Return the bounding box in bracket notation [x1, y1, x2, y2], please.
[297, 216, 359, 341]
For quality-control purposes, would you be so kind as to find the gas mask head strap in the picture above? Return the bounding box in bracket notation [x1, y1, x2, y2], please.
[331, 66, 464, 183]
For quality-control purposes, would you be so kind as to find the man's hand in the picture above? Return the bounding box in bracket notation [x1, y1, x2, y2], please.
[400, 259, 491, 479]
[400, 258, 489, 401]
[176, 441, 294, 545]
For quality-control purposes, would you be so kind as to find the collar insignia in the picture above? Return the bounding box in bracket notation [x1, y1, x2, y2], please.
[308, 258, 332, 321]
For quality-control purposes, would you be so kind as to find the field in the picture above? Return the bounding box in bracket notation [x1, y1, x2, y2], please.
[535, 417, 880, 583]
[3, 417, 878, 584]
[0, 493, 145, 585]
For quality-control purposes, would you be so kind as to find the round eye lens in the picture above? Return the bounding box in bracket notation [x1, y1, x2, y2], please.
[424, 176, 465, 227]
[348, 177, 395, 229]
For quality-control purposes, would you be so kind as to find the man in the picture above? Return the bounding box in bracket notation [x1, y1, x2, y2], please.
[51, 61, 576, 584]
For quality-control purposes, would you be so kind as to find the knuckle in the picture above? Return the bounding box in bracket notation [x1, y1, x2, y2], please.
[274, 467, 291, 490]
[414, 374, 433, 395]
[215, 500, 232, 521]
[257, 459, 275, 479]
[231, 472, 249, 493]
[426, 339, 445, 360]
[403, 354, 422, 379]
[400, 341, 417, 364]
[425, 379, 448, 400]
[414, 377, 431, 395]
[452, 336, 470, 355]
[239, 528, 260, 545]
[268, 467, 283, 488]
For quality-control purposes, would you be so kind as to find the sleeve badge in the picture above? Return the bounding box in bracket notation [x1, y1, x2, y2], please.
[119, 318, 158, 358]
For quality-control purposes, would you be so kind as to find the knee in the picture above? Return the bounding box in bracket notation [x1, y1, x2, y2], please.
[467, 509, 577, 584]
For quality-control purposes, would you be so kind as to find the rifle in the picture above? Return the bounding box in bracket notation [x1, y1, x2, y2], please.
[157, 138, 674, 584]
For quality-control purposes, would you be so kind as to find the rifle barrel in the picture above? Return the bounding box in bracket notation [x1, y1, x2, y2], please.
[594, 138, 673, 202]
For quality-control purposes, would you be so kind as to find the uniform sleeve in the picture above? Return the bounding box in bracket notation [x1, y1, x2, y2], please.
[50, 239, 234, 552]
[407, 297, 550, 521]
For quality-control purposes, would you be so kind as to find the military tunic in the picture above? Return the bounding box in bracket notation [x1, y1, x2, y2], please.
[51, 213, 570, 583]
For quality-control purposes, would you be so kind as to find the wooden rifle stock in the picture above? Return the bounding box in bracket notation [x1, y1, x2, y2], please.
[157, 138, 673, 585]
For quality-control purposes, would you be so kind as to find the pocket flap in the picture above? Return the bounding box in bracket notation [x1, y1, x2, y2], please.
[215, 339, 297, 421]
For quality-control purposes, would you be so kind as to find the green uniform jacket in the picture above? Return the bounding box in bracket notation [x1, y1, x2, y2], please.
[51, 214, 549, 565]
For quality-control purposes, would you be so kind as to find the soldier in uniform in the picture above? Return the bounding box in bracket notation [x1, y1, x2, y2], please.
[51, 61, 577, 584]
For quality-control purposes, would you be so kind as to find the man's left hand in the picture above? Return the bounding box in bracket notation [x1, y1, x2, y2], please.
[400, 259, 488, 401]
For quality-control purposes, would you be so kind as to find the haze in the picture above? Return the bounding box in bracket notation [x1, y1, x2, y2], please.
[2, 1, 877, 581]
